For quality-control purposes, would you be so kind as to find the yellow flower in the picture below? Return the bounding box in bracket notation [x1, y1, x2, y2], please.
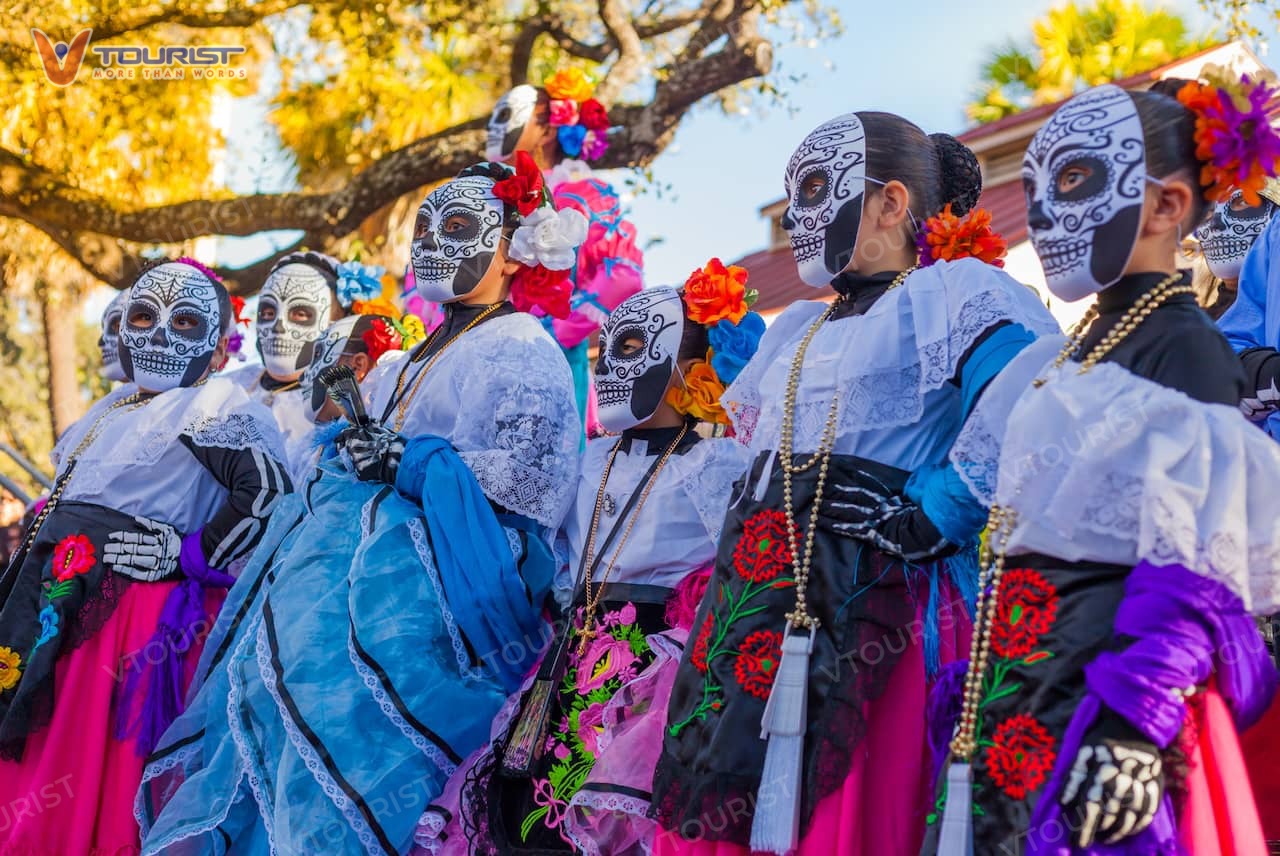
[544, 68, 595, 103]
[353, 296, 400, 318]
[400, 314, 427, 347]
[0, 646, 21, 692]
[666, 357, 728, 424]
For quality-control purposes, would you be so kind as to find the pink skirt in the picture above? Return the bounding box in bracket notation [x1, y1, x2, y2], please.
[0, 582, 220, 856]
[1181, 686, 1267, 855]
[653, 608, 968, 856]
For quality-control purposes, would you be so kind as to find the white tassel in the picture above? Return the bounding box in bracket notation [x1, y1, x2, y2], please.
[749, 628, 813, 855]
[937, 762, 974, 856]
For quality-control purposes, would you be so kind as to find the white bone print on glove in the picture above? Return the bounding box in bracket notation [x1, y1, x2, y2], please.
[103, 516, 182, 582]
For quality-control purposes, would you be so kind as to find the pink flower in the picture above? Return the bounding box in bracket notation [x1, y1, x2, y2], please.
[617, 602, 636, 626]
[549, 99, 579, 127]
[553, 742, 571, 761]
[575, 636, 638, 693]
[582, 129, 609, 161]
[576, 702, 607, 755]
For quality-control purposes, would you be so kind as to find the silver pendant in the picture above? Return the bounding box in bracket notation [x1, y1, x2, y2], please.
[602, 493, 617, 517]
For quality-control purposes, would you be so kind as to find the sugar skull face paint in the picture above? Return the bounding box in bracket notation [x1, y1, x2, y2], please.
[99, 289, 129, 382]
[409, 176, 506, 303]
[1023, 85, 1147, 301]
[1195, 190, 1276, 281]
[257, 263, 333, 378]
[486, 84, 540, 162]
[120, 262, 226, 392]
[781, 114, 867, 288]
[594, 286, 685, 432]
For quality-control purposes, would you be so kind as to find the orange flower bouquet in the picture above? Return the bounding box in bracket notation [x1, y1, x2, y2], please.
[916, 204, 1008, 268]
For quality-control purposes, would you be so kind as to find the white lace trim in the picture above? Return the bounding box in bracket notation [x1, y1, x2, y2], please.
[975, 356, 1280, 613]
[677, 437, 751, 545]
[134, 741, 202, 843]
[724, 258, 1060, 454]
[346, 630, 459, 777]
[188, 412, 287, 461]
[565, 790, 652, 856]
[406, 518, 484, 679]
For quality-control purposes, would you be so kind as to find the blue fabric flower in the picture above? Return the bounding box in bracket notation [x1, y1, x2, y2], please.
[708, 311, 766, 385]
[557, 125, 588, 158]
[32, 605, 59, 653]
[335, 261, 385, 308]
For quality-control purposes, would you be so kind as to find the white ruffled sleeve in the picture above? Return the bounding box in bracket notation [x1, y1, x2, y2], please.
[677, 436, 751, 545]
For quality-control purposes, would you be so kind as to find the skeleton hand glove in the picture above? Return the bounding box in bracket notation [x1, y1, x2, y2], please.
[336, 423, 405, 485]
[1059, 718, 1163, 848]
[104, 515, 182, 582]
[818, 481, 955, 562]
[1240, 348, 1280, 421]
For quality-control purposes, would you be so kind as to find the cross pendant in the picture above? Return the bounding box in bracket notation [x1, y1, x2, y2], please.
[576, 621, 598, 656]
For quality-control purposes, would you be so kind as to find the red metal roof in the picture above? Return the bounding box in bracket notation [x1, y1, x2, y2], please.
[977, 180, 1030, 246]
[732, 245, 833, 316]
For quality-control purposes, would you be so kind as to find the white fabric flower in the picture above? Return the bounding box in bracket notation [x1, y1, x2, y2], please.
[508, 206, 589, 271]
[544, 158, 593, 191]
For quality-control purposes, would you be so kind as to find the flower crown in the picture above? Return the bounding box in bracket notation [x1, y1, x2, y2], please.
[361, 313, 427, 363]
[915, 204, 1009, 268]
[1177, 67, 1280, 205]
[493, 151, 589, 319]
[665, 258, 765, 425]
[543, 67, 612, 163]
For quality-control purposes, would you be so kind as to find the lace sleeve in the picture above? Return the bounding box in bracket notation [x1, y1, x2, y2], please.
[678, 438, 751, 545]
[185, 411, 288, 466]
[454, 330, 581, 528]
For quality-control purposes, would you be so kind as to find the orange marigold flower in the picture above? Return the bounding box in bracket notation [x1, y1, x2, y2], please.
[544, 68, 595, 103]
[352, 296, 401, 318]
[666, 358, 728, 424]
[917, 204, 1008, 267]
[682, 258, 749, 325]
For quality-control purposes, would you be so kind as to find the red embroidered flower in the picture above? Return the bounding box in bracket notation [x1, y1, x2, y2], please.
[991, 567, 1059, 659]
[732, 510, 795, 583]
[984, 714, 1056, 800]
[493, 150, 545, 217]
[734, 630, 783, 699]
[691, 618, 713, 673]
[579, 99, 611, 132]
[51, 534, 95, 582]
[511, 265, 572, 319]
[361, 317, 403, 363]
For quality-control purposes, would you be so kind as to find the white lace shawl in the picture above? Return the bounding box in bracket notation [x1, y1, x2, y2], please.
[53, 377, 286, 534]
[724, 258, 1060, 460]
[366, 313, 580, 528]
[951, 337, 1280, 613]
[558, 435, 750, 595]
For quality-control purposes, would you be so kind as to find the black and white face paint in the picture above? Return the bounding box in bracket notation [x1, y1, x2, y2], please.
[781, 114, 867, 288]
[257, 263, 333, 379]
[410, 177, 506, 303]
[594, 286, 685, 432]
[299, 316, 361, 421]
[120, 263, 224, 392]
[1023, 85, 1146, 301]
[486, 85, 539, 162]
[99, 289, 128, 382]
[1195, 190, 1276, 281]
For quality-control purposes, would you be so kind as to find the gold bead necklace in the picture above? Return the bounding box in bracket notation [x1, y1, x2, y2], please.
[950, 272, 1186, 760]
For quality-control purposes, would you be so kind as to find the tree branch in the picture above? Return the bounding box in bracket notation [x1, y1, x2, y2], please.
[4, 0, 297, 47]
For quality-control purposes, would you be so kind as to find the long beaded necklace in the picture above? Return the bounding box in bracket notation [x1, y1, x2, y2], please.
[576, 422, 689, 654]
[949, 271, 1188, 762]
[778, 266, 917, 630]
[390, 302, 504, 431]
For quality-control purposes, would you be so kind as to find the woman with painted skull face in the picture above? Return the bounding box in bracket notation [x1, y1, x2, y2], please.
[0, 258, 291, 855]
[98, 288, 132, 385]
[928, 77, 1280, 855]
[649, 113, 1059, 856]
[410, 274, 759, 856]
[136, 164, 582, 855]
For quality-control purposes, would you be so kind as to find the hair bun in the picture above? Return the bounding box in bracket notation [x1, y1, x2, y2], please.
[931, 132, 982, 217]
[272, 250, 340, 283]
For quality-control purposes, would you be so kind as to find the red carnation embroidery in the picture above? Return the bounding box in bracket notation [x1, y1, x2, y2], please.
[732, 510, 796, 583]
[734, 630, 783, 699]
[52, 534, 95, 583]
[984, 713, 1056, 800]
[991, 568, 1059, 659]
[690, 618, 713, 673]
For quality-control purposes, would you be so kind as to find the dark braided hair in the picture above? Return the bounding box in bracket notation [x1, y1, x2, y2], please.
[859, 112, 983, 221]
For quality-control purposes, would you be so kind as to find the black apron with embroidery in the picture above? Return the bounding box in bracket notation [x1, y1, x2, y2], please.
[650, 451, 920, 845]
[0, 501, 158, 760]
[921, 556, 1130, 856]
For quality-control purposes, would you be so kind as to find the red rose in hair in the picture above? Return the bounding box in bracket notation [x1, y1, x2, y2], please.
[732, 510, 795, 583]
[493, 151, 545, 217]
[579, 99, 611, 132]
[734, 630, 783, 699]
[991, 567, 1059, 659]
[984, 714, 1056, 800]
[361, 317, 403, 363]
[511, 265, 572, 319]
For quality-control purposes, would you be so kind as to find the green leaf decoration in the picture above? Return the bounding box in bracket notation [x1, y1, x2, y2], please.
[745, 288, 760, 308]
[520, 805, 549, 842]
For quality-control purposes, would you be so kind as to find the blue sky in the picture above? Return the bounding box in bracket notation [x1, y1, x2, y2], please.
[209, 0, 1257, 295]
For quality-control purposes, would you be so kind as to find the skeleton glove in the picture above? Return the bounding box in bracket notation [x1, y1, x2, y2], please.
[1059, 719, 1164, 848]
[1240, 348, 1280, 421]
[336, 423, 406, 485]
[104, 515, 183, 582]
[817, 481, 955, 562]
